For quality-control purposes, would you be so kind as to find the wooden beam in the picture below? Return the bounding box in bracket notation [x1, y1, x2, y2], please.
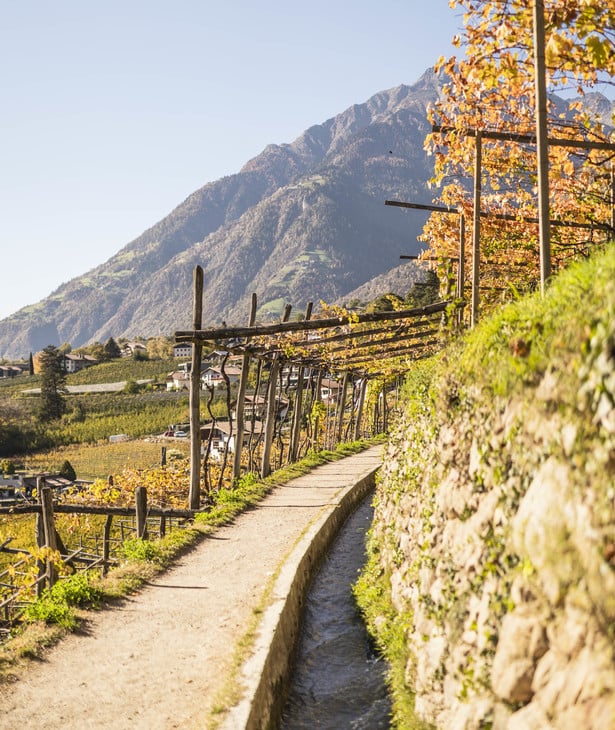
[175, 301, 450, 344]
[432, 124, 615, 152]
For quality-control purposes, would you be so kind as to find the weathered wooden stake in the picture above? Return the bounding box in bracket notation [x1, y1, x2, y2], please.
[261, 305, 292, 478]
[103, 514, 113, 575]
[135, 486, 148, 539]
[458, 213, 466, 327]
[161, 446, 167, 467]
[289, 302, 313, 463]
[233, 293, 257, 481]
[471, 131, 482, 328]
[533, 0, 551, 292]
[354, 377, 367, 440]
[335, 372, 349, 444]
[312, 370, 323, 451]
[34, 477, 46, 595]
[40, 486, 58, 587]
[189, 265, 204, 510]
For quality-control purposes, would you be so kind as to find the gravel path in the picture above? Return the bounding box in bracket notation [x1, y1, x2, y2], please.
[0, 446, 382, 730]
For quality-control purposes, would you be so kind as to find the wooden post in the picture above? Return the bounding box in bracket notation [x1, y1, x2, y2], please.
[382, 384, 389, 432]
[103, 514, 113, 575]
[261, 305, 292, 478]
[458, 213, 466, 327]
[135, 486, 148, 539]
[35, 477, 46, 596]
[189, 265, 204, 510]
[611, 167, 615, 235]
[40, 486, 58, 588]
[233, 293, 257, 482]
[161, 446, 167, 467]
[312, 370, 324, 451]
[354, 377, 367, 440]
[533, 0, 551, 292]
[335, 372, 349, 444]
[289, 302, 313, 463]
[471, 131, 482, 327]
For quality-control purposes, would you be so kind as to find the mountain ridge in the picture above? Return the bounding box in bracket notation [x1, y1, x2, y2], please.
[0, 70, 469, 357]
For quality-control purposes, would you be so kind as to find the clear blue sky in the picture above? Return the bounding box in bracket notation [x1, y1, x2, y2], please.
[0, 1, 463, 323]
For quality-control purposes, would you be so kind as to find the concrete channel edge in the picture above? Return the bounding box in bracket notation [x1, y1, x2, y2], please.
[220, 461, 381, 730]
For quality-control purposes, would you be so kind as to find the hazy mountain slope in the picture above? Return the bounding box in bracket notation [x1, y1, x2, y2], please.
[336, 261, 427, 306]
[0, 70, 442, 358]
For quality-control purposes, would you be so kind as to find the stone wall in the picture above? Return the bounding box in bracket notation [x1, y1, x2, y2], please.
[370, 308, 615, 728]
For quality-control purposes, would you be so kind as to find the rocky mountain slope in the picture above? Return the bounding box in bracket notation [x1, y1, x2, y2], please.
[0, 70, 442, 359]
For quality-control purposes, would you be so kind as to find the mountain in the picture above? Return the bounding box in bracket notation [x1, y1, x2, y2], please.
[0, 70, 444, 359]
[335, 261, 427, 307]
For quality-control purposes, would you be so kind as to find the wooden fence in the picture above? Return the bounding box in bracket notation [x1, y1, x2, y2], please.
[0, 482, 198, 636]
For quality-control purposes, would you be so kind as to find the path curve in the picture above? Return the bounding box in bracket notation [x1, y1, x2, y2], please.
[0, 446, 383, 730]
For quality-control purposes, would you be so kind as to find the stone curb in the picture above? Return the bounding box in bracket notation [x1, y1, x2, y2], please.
[220, 459, 380, 730]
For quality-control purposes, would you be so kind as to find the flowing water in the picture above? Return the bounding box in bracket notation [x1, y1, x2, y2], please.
[280, 496, 391, 729]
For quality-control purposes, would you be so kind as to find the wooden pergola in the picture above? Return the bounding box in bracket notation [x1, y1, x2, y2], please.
[175, 267, 453, 507]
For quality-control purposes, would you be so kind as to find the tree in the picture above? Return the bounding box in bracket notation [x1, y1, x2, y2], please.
[146, 336, 173, 360]
[58, 459, 76, 481]
[405, 270, 441, 308]
[38, 345, 67, 421]
[123, 379, 141, 394]
[103, 337, 122, 360]
[424, 0, 615, 305]
[366, 293, 405, 313]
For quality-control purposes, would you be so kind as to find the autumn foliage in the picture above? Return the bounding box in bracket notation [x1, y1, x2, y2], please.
[423, 0, 614, 310]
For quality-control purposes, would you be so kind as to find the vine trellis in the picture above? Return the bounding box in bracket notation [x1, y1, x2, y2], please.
[175, 267, 455, 507]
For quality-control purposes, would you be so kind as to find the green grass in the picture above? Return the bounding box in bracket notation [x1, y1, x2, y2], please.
[452, 243, 615, 398]
[66, 358, 177, 385]
[354, 551, 432, 730]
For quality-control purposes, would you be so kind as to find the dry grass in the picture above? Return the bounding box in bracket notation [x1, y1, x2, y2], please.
[20, 439, 190, 481]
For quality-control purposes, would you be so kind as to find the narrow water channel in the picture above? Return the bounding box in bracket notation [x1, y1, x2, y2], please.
[280, 496, 391, 729]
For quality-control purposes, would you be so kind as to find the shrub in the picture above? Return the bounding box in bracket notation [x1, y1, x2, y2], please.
[58, 459, 76, 481]
[22, 572, 103, 629]
[0, 458, 16, 475]
[122, 538, 164, 563]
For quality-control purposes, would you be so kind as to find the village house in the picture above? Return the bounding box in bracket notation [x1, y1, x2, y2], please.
[230, 394, 290, 421]
[199, 419, 266, 460]
[201, 365, 242, 389]
[61, 353, 99, 374]
[166, 370, 190, 391]
[121, 341, 147, 358]
[0, 364, 25, 378]
[320, 376, 342, 404]
[172, 343, 192, 358]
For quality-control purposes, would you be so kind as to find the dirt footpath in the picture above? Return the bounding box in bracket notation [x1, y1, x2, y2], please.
[0, 447, 383, 730]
